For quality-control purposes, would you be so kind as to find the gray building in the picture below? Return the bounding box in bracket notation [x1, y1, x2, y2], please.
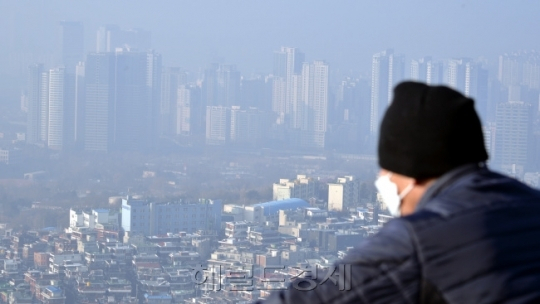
[121, 197, 222, 236]
[494, 101, 532, 176]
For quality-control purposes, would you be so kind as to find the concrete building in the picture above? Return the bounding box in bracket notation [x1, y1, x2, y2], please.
[230, 106, 265, 144]
[26, 63, 45, 145]
[69, 208, 119, 229]
[205, 106, 230, 145]
[160, 67, 188, 136]
[84, 52, 115, 152]
[0, 149, 20, 165]
[224, 221, 251, 238]
[176, 85, 192, 135]
[121, 197, 222, 236]
[47, 67, 65, 150]
[370, 49, 405, 137]
[113, 48, 151, 151]
[494, 101, 532, 176]
[410, 57, 443, 85]
[244, 198, 309, 223]
[273, 174, 319, 201]
[298, 60, 329, 148]
[272, 47, 305, 118]
[83, 49, 161, 152]
[328, 176, 361, 211]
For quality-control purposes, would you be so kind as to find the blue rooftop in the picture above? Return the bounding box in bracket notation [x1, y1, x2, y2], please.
[145, 293, 173, 299]
[253, 198, 309, 216]
[94, 208, 109, 213]
[45, 286, 62, 293]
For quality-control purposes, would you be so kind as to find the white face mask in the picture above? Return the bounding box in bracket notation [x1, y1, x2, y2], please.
[374, 173, 414, 217]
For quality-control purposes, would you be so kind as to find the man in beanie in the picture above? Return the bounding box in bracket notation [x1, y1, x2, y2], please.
[258, 82, 540, 303]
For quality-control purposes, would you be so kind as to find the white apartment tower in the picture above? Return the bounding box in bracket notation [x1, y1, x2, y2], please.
[370, 49, 405, 136]
[300, 61, 329, 148]
[176, 85, 191, 135]
[47, 67, 65, 150]
[410, 57, 443, 85]
[272, 47, 305, 120]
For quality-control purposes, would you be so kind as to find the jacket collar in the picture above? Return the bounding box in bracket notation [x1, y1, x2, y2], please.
[415, 162, 486, 211]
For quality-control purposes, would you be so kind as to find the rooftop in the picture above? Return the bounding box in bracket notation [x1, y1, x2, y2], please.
[252, 198, 309, 216]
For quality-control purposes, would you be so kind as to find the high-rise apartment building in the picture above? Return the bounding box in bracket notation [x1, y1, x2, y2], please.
[146, 51, 162, 147]
[84, 53, 115, 152]
[494, 101, 532, 176]
[47, 67, 65, 150]
[498, 51, 540, 89]
[113, 49, 150, 151]
[205, 106, 230, 145]
[300, 60, 329, 148]
[444, 59, 489, 122]
[327, 78, 371, 152]
[445, 58, 470, 94]
[272, 47, 305, 120]
[74, 62, 85, 147]
[39, 71, 50, 143]
[370, 49, 405, 136]
[230, 107, 265, 145]
[26, 64, 44, 145]
[216, 64, 240, 107]
[201, 64, 219, 108]
[201, 63, 241, 109]
[83, 49, 160, 152]
[241, 75, 272, 110]
[161, 67, 189, 136]
[176, 85, 192, 136]
[410, 57, 443, 85]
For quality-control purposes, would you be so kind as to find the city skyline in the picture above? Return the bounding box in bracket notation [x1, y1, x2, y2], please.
[2, 2, 540, 81]
[3, 2, 540, 179]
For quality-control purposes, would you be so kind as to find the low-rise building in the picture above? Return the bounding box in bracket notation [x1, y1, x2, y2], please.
[121, 197, 222, 236]
[273, 175, 319, 202]
[328, 175, 361, 211]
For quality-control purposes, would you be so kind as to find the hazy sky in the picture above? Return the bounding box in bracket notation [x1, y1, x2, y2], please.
[1, 0, 540, 103]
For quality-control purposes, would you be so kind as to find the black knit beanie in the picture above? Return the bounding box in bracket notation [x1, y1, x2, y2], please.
[378, 81, 488, 179]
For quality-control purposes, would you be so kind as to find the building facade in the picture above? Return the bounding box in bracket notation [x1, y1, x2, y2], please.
[273, 174, 319, 202]
[370, 49, 405, 137]
[494, 101, 532, 176]
[205, 106, 230, 145]
[121, 197, 222, 236]
[328, 176, 361, 211]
